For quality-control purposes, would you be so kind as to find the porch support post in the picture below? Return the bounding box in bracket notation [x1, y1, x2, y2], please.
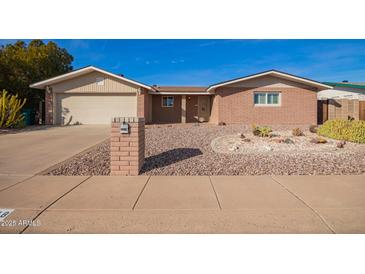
[181, 95, 186, 123]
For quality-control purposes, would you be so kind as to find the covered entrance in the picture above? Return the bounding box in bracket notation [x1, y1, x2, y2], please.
[184, 95, 211, 123]
[149, 86, 212, 124]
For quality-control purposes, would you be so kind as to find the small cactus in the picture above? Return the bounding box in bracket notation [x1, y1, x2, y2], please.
[252, 125, 272, 137]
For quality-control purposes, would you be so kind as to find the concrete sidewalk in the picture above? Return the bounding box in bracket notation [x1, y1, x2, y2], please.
[0, 175, 364, 233]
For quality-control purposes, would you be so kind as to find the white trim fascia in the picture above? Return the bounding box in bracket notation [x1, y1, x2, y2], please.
[149, 91, 211, 95]
[206, 71, 332, 92]
[30, 66, 152, 90]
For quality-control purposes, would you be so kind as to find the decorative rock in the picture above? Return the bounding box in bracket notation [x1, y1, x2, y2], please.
[263, 146, 273, 151]
[310, 137, 327, 144]
[242, 138, 251, 142]
[284, 138, 294, 144]
[218, 122, 226, 126]
[229, 145, 240, 151]
[292, 128, 304, 136]
[309, 125, 318, 133]
[239, 133, 245, 139]
[336, 141, 346, 148]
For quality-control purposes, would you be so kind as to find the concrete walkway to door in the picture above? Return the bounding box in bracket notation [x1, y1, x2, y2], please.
[0, 125, 109, 176]
[0, 175, 364, 233]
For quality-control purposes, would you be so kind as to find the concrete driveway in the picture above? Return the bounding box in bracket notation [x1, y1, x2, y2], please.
[0, 175, 364, 233]
[0, 125, 109, 175]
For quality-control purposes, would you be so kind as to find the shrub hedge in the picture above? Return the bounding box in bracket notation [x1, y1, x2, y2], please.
[317, 119, 365, 143]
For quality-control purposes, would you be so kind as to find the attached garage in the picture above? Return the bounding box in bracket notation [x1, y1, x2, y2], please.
[30, 66, 153, 125]
[55, 93, 137, 125]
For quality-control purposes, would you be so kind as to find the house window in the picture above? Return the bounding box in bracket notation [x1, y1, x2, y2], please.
[96, 77, 105, 86]
[254, 92, 280, 106]
[162, 96, 174, 107]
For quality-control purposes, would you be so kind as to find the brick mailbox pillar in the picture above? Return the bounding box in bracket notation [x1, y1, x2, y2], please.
[110, 117, 145, 176]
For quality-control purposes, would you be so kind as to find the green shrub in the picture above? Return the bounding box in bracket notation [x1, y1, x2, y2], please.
[252, 125, 272, 137]
[14, 119, 26, 129]
[0, 90, 27, 128]
[317, 119, 365, 143]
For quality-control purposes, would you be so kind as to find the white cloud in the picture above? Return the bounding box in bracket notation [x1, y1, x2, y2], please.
[171, 59, 185, 64]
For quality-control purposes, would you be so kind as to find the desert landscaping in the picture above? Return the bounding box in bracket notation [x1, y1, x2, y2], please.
[47, 123, 365, 176]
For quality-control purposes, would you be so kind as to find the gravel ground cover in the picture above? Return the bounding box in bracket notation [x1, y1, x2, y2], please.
[47, 123, 365, 176]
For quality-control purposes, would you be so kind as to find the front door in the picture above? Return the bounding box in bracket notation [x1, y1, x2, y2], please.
[186, 96, 198, 123]
[198, 96, 211, 122]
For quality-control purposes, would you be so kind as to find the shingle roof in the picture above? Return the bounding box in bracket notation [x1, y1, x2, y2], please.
[323, 82, 365, 90]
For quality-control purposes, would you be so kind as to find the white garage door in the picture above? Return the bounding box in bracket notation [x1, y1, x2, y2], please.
[55, 93, 137, 125]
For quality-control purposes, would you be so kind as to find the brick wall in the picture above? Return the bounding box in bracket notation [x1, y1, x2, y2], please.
[110, 117, 145, 176]
[209, 95, 219, 124]
[215, 87, 317, 125]
[45, 87, 53, 125]
[137, 89, 152, 124]
[152, 95, 182, 123]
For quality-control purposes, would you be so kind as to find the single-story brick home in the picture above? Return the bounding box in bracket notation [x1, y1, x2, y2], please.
[30, 66, 332, 125]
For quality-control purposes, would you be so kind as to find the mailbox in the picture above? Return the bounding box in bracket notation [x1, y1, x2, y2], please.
[120, 122, 129, 134]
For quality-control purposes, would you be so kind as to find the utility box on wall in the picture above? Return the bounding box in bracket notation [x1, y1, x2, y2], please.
[110, 117, 145, 176]
[120, 122, 129, 134]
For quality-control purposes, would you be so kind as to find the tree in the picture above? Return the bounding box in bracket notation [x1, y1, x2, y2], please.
[0, 40, 73, 108]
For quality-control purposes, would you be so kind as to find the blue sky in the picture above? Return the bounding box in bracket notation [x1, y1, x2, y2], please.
[1, 39, 365, 85]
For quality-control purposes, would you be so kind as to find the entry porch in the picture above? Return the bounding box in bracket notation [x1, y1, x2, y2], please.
[151, 94, 211, 124]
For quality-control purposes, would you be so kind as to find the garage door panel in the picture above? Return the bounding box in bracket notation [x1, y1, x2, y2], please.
[56, 93, 137, 125]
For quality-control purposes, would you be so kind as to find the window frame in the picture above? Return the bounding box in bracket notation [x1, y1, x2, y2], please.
[254, 92, 281, 107]
[162, 96, 174, 108]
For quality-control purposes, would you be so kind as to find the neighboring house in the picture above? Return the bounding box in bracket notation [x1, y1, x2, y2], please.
[30, 66, 331, 125]
[317, 82, 365, 123]
[318, 82, 365, 101]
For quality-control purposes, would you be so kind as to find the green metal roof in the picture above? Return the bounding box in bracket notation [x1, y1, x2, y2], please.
[323, 82, 365, 89]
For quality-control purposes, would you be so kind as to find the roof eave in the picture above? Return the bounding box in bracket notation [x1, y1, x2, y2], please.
[207, 70, 332, 92]
[29, 66, 153, 90]
[148, 91, 211, 95]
